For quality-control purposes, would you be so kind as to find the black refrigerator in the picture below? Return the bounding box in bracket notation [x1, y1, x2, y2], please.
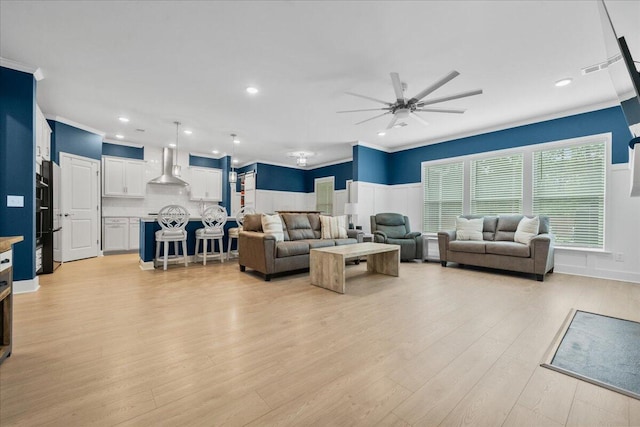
[36, 160, 61, 274]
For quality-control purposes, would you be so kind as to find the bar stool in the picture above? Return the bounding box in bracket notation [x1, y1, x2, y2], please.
[227, 207, 255, 260]
[155, 205, 189, 270]
[195, 205, 227, 265]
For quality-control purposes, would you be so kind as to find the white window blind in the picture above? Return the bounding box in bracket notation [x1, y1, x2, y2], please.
[470, 154, 523, 215]
[423, 162, 463, 232]
[533, 142, 605, 248]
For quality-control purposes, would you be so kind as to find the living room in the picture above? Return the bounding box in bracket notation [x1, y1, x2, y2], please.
[1, 1, 640, 425]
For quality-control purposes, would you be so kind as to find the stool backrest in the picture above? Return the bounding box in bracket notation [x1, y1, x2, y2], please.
[158, 205, 189, 230]
[235, 206, 256, 226]
[202, 205, 228, 231]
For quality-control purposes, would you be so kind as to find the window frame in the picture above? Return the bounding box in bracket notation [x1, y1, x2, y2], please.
[420, 133, 611, 250]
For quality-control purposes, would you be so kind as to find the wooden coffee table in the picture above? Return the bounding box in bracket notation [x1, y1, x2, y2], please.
[310, 242, 400, 294]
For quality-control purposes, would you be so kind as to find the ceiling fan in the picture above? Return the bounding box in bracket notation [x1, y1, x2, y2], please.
[338, 71, 483, 129]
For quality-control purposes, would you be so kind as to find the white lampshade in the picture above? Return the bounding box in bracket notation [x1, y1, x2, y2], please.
[229, 170, 237, 184]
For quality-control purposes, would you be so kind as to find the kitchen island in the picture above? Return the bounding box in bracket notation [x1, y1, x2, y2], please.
[138, 217, 237, 269]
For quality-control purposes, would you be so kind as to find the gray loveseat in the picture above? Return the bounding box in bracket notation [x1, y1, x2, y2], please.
[239, 212, 363, 281]
[438, 214, 555, 281]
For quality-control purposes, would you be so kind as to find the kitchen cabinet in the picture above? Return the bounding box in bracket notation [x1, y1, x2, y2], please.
[35, 105, 51, 165]
[103, 218, 129, 252]
[102, 157, 145, 197]
[189, 167, 222, 201]
[129, 218, 140, 250]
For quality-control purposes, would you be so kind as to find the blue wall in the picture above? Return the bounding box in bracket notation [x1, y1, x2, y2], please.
[102, 142, 144, 160]
[354, 145, 389, 185]
[48, 120, 103, 163]
[304, 161, 353, 192]
[255, 163, 306, 192]
[0, 67, 36, 281]
[388, 106, 633, 185]
[189, 154, 222, 169]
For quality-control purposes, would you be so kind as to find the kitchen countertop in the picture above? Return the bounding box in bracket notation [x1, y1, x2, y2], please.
[0, 236, 24, 253]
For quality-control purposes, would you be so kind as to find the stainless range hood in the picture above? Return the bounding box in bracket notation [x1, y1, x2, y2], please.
[148, 147, 189, 186]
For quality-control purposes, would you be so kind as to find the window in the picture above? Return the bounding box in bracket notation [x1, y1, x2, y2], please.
[421, 135, 608, 248]
[470, 154, 523, 215]
[315, 177, 334, 214]
[423, 162, 463, 232]
[533, 142, 605, 248]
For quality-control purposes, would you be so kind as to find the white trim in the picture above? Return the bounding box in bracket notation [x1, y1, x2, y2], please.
[139, 259, 155, 270]
[45, 115, 106, 137]
[102, 139, 144, 148]
[238, 157, 352, 170]
[553, 266, 640, 284]
[13, 276, 40, 294]
[353, 140, 391, 152]
[0, 57, 44, 81]
[189, 151, 224, 160]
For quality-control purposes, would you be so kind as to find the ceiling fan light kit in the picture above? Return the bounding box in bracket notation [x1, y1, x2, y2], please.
[339, 70, 483, 129]
[287, 151, 314, 168]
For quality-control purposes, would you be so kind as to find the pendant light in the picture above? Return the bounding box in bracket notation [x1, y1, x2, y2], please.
[172, 121, 182, 177]
[228, 133, 238, 184]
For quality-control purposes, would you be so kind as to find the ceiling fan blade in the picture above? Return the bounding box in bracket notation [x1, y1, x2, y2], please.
[345, 91, 391, 106]
[410, 112, 429, 127]
[354, 111, 391, 125]
[407, 70, 460, 104]
[390, 72, 405, 103]
[415, 107, 466, 114]
[418, 89, 483, 106]
[386, 114, 399, 129]
[337, 108, 391, 113]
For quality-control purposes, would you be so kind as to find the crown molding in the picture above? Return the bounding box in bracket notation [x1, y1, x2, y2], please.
[352, 140, 391, 152]
[0, 57, 44, 81]
[102, 138, 144, 148]
[44, 115, 106, 137]
[189, 151, 224, 160]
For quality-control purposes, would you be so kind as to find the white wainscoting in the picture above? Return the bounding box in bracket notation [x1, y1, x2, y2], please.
[255, 189, 346, 215]
[352, 170, 640, 283]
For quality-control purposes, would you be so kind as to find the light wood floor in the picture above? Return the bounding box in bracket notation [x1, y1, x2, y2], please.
[1, 254, 640, 426]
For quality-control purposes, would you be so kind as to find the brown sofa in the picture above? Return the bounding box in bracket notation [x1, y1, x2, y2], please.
[438, 214, 555, 281]
[239, 212, 364, 281]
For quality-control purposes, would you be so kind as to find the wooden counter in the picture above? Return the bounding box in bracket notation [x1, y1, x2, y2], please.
[0, 236, 24, 253]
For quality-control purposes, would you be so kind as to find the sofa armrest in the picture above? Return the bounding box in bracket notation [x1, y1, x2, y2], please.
[530, 233, 554, 275]
[238, 230, 277, 274]
[373, 231, 387, 243]
[405, 231, 422, 239]
[437, 230, 456, 261]
[347, 229, 364, 242]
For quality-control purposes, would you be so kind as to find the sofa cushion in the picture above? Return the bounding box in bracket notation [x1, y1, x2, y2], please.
[282, 214, 315, 241]
[495, 214, 524, 241]
[320, 215, 348, 239]
[514, 216, 540, 245]
[485, 241, 531, 258]
[307, 214, 322, 239]
[482, 216, 498, 241]
[333, 238, 358, 246]
[305, 239, 336, 249]
[456, 217, 483, 241]
[262, 214, 285, 241]
[243, 213, 263, 232]
[449, 240, 486, 254]
[276, 241, 309, 258]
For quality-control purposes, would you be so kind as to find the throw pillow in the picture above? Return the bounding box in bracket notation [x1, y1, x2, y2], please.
[320, 215, 348, 239]
[261, 214, 284, 242]
[455, 217, 484, 241]
[514, 216, 540, 245]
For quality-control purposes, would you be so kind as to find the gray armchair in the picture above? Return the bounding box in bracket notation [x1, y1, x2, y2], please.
[370, 213, 423, 261]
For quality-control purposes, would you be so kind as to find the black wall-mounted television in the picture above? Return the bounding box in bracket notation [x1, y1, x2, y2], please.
[598, 0, 640, 196]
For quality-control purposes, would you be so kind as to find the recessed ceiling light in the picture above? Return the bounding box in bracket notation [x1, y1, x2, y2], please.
[377, 131, 386, 136]
[233, 159, 239, 164]
[115, 134, 124, 139]
[183, 130, 192, 135]
[169, 143, 176, 147]
[246, 86, 259, 94]
[212, 150, 219, 154]
[118, 117, 129, 123]
[555, 78, 573, 87]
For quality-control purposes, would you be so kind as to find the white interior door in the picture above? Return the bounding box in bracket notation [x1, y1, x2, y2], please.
[60, 153, 100, 262]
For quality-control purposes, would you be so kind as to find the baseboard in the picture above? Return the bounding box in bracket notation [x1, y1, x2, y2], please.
[13, 276, 41, 294]
[555, 264, 640, 284]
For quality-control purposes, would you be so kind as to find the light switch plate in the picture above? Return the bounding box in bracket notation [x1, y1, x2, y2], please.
[7, 195, 24, 207]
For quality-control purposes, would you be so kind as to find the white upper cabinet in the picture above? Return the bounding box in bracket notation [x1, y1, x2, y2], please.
[189, 167, 222, 201]
[102, 156, 146, 198]
[35, 105, 51, 165]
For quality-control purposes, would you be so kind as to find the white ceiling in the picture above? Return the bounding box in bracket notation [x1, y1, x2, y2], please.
[1, 1, 639, 168]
